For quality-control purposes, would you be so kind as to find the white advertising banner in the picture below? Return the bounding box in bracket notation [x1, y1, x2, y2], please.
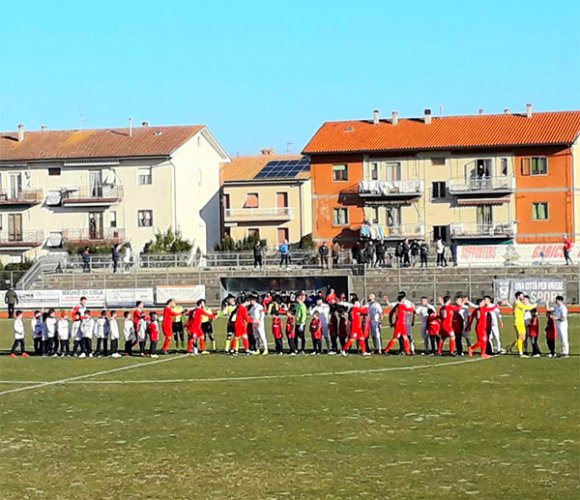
[155, 285, 206, 305]
[493, 278, 566, 304]
[15, 290, 61, 309]
[105, 288, 155, 308]
[60, 289, 106, 308]
[458, 244, 575, 266]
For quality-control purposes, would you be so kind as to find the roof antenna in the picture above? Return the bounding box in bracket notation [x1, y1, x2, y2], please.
[439, 105, 444, 118]
[286, 141, 294, 153]
[78, 108, 87, 130]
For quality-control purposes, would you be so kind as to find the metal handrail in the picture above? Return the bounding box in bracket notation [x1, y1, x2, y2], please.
[359, 180, 423, 195]
[0, 189, 44, 204]
[62, 228, 125, 242]
[448, 177, 515, 193]
[61, 185, 124, 201]
[224, 207, 294, 218]
[0, 230, 45, 244]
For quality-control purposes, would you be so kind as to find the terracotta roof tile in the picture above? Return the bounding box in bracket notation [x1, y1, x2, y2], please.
[0, 125, 205, 161]
[221, 154, 306, 182]
[303, 110, 580, 154]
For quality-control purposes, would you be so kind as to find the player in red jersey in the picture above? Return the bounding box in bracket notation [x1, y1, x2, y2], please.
[545, 310, 557, 357]
[285, 306, 298, 355]
[133, 301, 145, 333]
[72, 296, 88, 321]
[437, 296, 462, 356]
[271, 309, 284, 354]
[426, 310, 441, 355]
[341, 298, 370, 356]
[310, 311, 323, 355]
[467, 298, 497, 358]
[161, 299, 181, 354]
[384, 293, 414, 355]
[186, 299, 216, 354]
[147, 312, 160, 357]
[230, 298, 252, 355]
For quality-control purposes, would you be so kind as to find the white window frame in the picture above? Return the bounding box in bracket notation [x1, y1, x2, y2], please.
[137, 167, 153, 186]
[137, 210, 153, 227]
[332, 164, 348, 182]
[532, 202, 549, 221]
[333, 208, 349, 226]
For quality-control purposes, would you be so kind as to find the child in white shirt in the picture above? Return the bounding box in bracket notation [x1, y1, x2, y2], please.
[10, 310, 28, 357]
[31, 310, 43, 356]
[71, 312, 83, 356]
[45, 308, 58, 357]
[137, 315, 148, 356]
[57, 312, 70, 357]
[109, 310, 122, 358]
[123, 311, 136, 356]
[79, 310, 95, 358]
[95, 310, 109, 356]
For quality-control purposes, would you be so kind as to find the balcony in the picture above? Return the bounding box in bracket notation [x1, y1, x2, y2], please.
[450, 222, 515, 240]
[0, 231, 44, 250]
[0, 189, 43, 207]
[224, 207, 294, 223]
[358, 180, 423, 202]
[448, 177, 515, 204]
[361, 223, 426, 241]
[62, 228, 126, 244]
[59, 185, 124, 207]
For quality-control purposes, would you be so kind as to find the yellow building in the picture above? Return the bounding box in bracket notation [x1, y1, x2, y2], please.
[220, 152, 312, 246]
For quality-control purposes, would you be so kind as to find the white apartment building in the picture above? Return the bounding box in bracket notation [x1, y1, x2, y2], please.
[0, 122, 230, 263]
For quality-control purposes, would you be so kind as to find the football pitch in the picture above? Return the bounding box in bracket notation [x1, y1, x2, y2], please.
[0, 317, 578, 499]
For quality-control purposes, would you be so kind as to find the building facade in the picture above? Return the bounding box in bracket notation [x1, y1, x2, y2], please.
[303, 107, 580, 246]
[0, 123, 230, 263]
[220, 152, 312, 246]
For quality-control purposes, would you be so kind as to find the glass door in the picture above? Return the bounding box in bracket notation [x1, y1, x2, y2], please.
[89, 170, 103, 198]
[9, 174, 22, 200]
[88, 212, 104, 240]
[8, 214, 23, 241]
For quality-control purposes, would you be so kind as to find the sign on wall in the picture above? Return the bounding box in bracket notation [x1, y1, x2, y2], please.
[105, 288, 155, 308]
[155, 285, 206, 305]
[59, 289, 107, 308]
[460, 244, 574, 265]
[15, 290, 62, 309]
[493, 278, 567, 305]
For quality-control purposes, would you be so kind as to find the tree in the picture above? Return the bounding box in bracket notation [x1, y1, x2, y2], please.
[142, 228, 193, 254]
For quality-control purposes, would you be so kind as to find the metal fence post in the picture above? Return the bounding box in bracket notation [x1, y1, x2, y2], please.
[468, 264, 472, 298]
[432, 267, 436, 300]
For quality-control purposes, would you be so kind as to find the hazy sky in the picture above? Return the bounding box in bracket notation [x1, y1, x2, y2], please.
[1, 0, 579, 156]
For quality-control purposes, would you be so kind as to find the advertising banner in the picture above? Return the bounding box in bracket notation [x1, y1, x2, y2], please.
[493, 278, 566, 304]
[59, 289, 106, 308]
[15, 290, 61, 309]
[105, 288, 155, 308]
[156, 285, 206, 305]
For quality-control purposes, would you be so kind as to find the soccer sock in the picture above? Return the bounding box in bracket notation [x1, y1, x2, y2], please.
[360, 340, 367, 353]
[200, 338, 206, 351]
[225, 338, 231, 351]
[230, 338, 237, 352]
[449, 338, 456, 354]
[385, 338, 396, 353]
[187, 338, 194, 352]
[259, 331, 268, 352]
[343, 339, 353, 352]
[162, 336, 171, 352]
[437, 339, 443, 355]
[516, 338, 524, 355]
[403, 336, 411, 355]
[212, 339, 216, 351]
[242, 337, 249, 352]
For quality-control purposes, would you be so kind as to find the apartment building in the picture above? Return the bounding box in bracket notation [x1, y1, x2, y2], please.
[220, 151, 312, 246]
[303, 107, 580, 246]
[0, 122, 230, 263]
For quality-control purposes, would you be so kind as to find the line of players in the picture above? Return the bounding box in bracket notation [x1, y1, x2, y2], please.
[8, 290, 570, 358]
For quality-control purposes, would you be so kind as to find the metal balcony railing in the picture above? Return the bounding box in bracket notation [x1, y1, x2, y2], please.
[358, 180, 423, 198]
[450, 222, 515, 238]
[62, 228, 126, 243]
[0, 189, 44, 205]
[61, 185, 124, 205]
[0, 230, 45, 246]
[448, 177, 515, 195]
[224, 207, 294, 219]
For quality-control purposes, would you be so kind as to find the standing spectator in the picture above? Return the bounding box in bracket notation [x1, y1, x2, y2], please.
[123, 244, 133, 272]
[401, 239, 411, 267]
[364, 241, 375, 268]
[332, 241, 341, 267]
[318, 241, 330, 269]
[435, 238, 447, 267]
[375, 240, 386, 267]
[450, 239, 458, 267]
[420, 241, 429, 268]
[279, 240, 291, 269]
[4, 287, 19, 319]
[563, 234, 573, 265]
[351, 241, 362, 265]
[82, 247, 91, 273]
[111, 244, 121, 273]
[253, 241, 264, 270]
[410, 240, 419, 267]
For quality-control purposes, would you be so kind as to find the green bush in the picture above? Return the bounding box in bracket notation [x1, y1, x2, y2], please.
[214, 234, 267, 252]
[65, 242, 112, 255]
[142, 228, 193, 254]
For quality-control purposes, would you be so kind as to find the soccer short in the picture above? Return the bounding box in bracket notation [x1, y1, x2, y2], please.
[440, 328, 453, 339]
[514, 324, 526, 337]
[202, 322, 214, 336]
[172, 322, 184, 334]
[349, 330, 362, 340]
[234, 326, 246, 338]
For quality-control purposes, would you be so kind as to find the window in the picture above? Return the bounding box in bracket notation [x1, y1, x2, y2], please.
[432, 181, 446, 199]
[138, 167, 153, 185]
[369, 206, 379, 224]
[333, 208, 349, 225]
[477, 205, 493, 227]
[385, 206, 401, 227]
[110, 211, 117, 228]
[532, 202, 549, 220]
[433, 225, 449, 242]
[223, 193, 231, 210]
[138, 210, 153, 227]
[521, 157, 548, 176]
[48, 167, 61, 176]
[278, 227, 289, 244]
[501, 158, 509, 176]
[476, 159, 492, 178]
[370, 162, 379, 180]
[244, 193, 259, 209]
[276, 192, 288, 208]
[431, 158, 446, 166]
[332, 164, 348, 182]
[248, 228, 260, 239]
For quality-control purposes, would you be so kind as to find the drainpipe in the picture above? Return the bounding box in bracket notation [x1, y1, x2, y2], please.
[168, 159, 179, 232]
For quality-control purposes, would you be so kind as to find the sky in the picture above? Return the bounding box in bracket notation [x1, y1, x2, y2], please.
[0, 0, 579, 156]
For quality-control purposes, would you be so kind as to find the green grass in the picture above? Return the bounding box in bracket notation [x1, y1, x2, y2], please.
[0, 318, 578, 499]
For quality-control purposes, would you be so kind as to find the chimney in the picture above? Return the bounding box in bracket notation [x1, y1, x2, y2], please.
[17, 124, 24, 142]
[526, 103, 533, 118]
[478, 108, 485, 115]
[141, 120, 150, 127]
[424, 108, 432, 125]
[128, 117, 133, 137]
[372, 109, 380, 125]
[391, 111, 399, 125]
[504, 108, 511, 114]
[40, 125, 48, 131]
[260, 148, 275, 156]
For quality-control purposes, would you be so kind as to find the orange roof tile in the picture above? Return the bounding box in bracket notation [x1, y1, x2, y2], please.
[0, 125, 205, 161]
[221, 154, 306, 182]
[303, 110, 580, 154]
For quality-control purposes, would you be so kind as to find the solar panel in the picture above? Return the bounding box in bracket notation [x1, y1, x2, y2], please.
[255, 158, 311, 179]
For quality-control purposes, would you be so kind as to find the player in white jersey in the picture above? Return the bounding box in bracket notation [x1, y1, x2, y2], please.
[123, 311, 136, 356]
[31, 310, 44, 356]
[95, 310, 109, 356]
[249, 295, 268, 355]
[57, 312, 70, 357]
[367, 294, 383, 353]
[415, 297, 436, 355]
[487, 300, 504, 354]
[310, 297, 331, 351]
[79, 310, 95, 358]
[136, 315, 148, 356]
[45, 309, 58, 357]
[108, 310, 122, 357]
[10, 310, 28, 357]
[71, 311, 83, 356]
[553, 296, 569, 357]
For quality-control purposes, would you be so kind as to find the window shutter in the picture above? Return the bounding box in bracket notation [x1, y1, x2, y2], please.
[244, 193, 259, 208]
[521, 158, 530, 176]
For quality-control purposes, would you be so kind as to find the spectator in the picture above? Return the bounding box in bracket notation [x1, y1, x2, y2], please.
[318, 241, 330, 270]
[563, 233, 573, 265]
[435, 238, 447, 267]
[351, 242, 362, 265]
[123, 244, 133, 272]
[375, 240, 386, 267]
[420, 241, 429, 268]
[279, 240, 291, 269]
[332, 241, 341, 267]
[401, 239, 411, 267]
[82, 247, 91, 273]
[111, 244, 121, 273]
[395, 241, 403, 267]
[4, 287, 19, 319]
[363, 241, 375, 268]
[450, 239, 458, 267]
[410, 240, 419, 267]
[253, 241, 264, 270]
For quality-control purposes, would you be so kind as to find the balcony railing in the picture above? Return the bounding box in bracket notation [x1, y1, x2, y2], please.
[224, 207, 294, 220]
[450, 222, 515, 239]
[0, 230, 45, 248]
[358, 180, 423, 200]
[62, 228, 126, 244]
[448, 177, 515, 197]
[361, 223, 426, 241]
[61, 185, 124, 206]
[0, 189, 44, 206]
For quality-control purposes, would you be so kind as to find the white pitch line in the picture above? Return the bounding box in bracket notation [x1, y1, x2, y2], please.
[0, 356, 489, 388]
[0, 354, 188, 397]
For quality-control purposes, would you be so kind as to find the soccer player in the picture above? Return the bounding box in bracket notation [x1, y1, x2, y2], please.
[137, 312, 148, 356]
[437, 296, 461, 356]
[509, 291, 537, 357]
[57, 312, 70, 357]
[31, 310, 43, 356]
[123, 311, 136, 356]
[488, 300, 504, 354]
[553, 295, 569, 358]
[161, 299, 181, 354]
[527, 308, 541, 357]
[172, 304, 185, 352]
[221, 294, 237, 352]
[45, 308, 57, 357]
[249, 295, 268, 355]
[415, 296, 435, 355]
[272, 309, 284, 355]
[71, 311, 83, 356]
[285, 305, 298, 355]
[467, 298, 497, 358]
[310, 311, 323, 355]
[133, 301, 145, 334]
[201, 303, 216, 353]
[79, 310, 95, 358]
[341, 298, 371, 356]
[295, 294, 309, 353]
[73, 296, 88, 321]
[545, 310, 557, 357]
[10, 310, 28, 358]
[384, 293, 414, 355]
[148, 312, 160, 358]
[109, 310, 122, 358]
[95, 310, 109, 357]
[230, 297, 252, 355]
[367, 294, 384, 353]
[310, 297, 331, 352]
[186, 299, 216, 354]
[427, 309, 441, 355]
